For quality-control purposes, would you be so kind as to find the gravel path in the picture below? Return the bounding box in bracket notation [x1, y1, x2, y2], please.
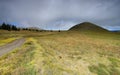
[0, 38, 25, 57]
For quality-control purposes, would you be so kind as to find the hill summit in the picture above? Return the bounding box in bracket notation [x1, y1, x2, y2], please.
[69, 22, 108, 32]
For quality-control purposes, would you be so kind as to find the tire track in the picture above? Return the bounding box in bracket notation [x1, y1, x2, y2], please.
[0, 38, 25, 57]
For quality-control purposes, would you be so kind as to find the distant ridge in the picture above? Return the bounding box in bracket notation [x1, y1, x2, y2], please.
[69, 22, 108, 32]
[28, 27, 44, 30]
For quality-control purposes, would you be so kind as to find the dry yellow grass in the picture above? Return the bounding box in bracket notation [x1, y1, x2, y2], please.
[0, 38, 36, 75]
[0, 38, 17, 46]
[0, 30, 120, 75]
[32, 31, 120, 75]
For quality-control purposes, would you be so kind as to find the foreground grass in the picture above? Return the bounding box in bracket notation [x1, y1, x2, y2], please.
[0, 31, 120, 75]
[34, 31, 120, 75]
[0, 38, 36, 75]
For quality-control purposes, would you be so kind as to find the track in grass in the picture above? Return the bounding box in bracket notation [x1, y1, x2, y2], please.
[0, 38, 25, 56]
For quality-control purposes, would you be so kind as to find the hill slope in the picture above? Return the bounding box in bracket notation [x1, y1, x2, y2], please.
[69, 22, 108, 32]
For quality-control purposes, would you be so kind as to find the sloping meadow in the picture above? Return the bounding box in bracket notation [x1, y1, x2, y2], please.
[34, 31, 120, 75]
[0, 31, 120, 75]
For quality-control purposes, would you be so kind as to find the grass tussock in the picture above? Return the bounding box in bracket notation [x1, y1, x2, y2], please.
[0, 38, 17, 46]
[88, 62, 120, 75]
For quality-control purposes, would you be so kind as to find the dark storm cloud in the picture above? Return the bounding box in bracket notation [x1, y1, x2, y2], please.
[0, 0, 120, 30]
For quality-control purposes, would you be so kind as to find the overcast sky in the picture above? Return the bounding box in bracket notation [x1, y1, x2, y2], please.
[0, 0, 120, 30]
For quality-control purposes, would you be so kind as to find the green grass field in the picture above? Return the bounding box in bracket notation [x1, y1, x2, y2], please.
[0, 30, 120, 75]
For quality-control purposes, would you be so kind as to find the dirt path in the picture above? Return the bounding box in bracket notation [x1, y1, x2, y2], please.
[0, 38, 25, 57]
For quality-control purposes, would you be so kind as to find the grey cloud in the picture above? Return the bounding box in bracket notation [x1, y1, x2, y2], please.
[0, 0, 120, 30]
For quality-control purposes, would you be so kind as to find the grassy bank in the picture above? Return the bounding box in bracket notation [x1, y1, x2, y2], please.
[0, 38, 17, 46]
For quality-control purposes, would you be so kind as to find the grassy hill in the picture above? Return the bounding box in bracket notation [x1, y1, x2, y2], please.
[69, 22, 108, 32]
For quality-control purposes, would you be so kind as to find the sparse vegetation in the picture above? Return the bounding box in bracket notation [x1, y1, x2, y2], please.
[0, 29, 120, 75]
